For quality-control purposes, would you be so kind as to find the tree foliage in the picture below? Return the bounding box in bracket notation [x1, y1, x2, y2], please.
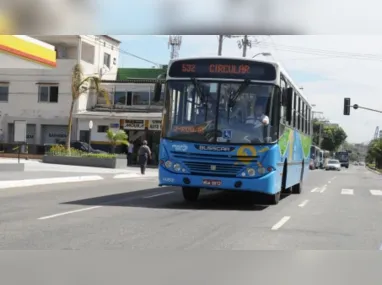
[106, 129, 129, 153]
[66, 64, 110, 151]
[312, 119, 347, 152]
[366, 138, 382, 168]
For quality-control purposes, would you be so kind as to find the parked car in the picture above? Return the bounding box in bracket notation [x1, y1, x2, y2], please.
[309, 158, 315, 170]
[325, 159, 341, 171]
[57, 141, 107, 154]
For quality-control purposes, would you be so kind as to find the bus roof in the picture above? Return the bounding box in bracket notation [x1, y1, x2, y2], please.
[168, 56, 311, 107]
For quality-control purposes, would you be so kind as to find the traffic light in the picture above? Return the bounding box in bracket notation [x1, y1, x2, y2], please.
[343, 98, 351, 115]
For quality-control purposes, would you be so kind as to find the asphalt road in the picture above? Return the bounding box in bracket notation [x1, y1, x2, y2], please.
[0, 165, 381, 250]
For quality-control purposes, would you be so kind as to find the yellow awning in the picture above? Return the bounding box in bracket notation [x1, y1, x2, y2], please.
[0, 35, 56, 68]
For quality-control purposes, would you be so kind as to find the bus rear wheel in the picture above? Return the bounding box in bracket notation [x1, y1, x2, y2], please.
[182, 187, 200, 202]
[292, 182, 302, 194]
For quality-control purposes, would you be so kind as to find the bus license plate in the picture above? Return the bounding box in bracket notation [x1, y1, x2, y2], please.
[203, 179, 222, 186]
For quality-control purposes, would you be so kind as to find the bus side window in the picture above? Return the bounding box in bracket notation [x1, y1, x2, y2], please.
[280, 77, 287, 124]
[297, 96, 301, 130]
[293, 92, 297, 128]
[301, 101, 305, 133]
[306, 104, 309, 134]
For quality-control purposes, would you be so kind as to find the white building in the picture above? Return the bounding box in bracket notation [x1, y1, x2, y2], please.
[0, 35, 120, 149]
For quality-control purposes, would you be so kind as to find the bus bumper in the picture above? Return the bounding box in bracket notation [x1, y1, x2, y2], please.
[158, 170, 278, 195]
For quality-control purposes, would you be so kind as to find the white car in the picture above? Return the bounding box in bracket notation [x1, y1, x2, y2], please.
[325, 159, 341, 171]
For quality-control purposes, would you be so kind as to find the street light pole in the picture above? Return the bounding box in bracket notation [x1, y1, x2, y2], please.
[252, 52, 272, 58]
[88, 120, 93, 153]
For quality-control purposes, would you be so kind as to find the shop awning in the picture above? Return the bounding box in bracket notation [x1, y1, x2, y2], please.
[0, 35, 56, 68]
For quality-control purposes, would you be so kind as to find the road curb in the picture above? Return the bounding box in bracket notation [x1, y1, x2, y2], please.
[0, 175, 104, 190]
[366, 165, 381, 175]
[113, 173, 158, 179]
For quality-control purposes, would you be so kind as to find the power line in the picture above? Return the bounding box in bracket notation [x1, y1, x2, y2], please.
[254, 40, 382, 62]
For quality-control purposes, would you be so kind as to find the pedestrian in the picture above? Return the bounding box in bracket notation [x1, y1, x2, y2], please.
[138, 140, 151, 175]
[127, 140, 134, 166]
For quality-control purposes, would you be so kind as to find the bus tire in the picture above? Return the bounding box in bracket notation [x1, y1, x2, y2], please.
[182, 187, 200, 202]
[281, 162, 290, 193]
[292, 162, 304, 194]
[267, 192, 281, 205]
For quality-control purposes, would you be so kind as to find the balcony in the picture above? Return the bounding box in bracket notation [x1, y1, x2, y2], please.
[92, 90, 164, 113]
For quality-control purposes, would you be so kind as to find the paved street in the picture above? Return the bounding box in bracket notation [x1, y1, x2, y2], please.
[0, 165, 381, 249]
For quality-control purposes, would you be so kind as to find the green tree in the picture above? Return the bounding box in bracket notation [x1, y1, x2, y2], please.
[366, 138, 382, 168]
[66, 63, 110, 151]
[320, 125, 347, 152]
[106, 129, 129, 154]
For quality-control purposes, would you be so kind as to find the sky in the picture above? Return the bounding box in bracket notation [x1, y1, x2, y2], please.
[113, 35, 382, 144]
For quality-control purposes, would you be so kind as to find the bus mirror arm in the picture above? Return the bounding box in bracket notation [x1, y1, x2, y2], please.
[286, 87, 293, 123]
[153, 73, 166, 102]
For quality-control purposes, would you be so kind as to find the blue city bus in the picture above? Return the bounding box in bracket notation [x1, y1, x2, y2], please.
[153, 56, 313, 205]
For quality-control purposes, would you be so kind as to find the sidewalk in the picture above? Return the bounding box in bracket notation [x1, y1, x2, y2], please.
[0, 158, 158, 176]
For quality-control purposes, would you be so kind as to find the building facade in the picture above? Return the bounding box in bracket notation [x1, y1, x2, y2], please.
[0, 35, 120, 153]
[75, 68, 166, 160]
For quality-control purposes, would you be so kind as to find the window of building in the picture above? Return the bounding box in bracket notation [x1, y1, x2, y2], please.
[0, 85, 9, 102]
[103, 52, 111, 68]
[38, 85, 59, 103]
[97, 125, 108, 132]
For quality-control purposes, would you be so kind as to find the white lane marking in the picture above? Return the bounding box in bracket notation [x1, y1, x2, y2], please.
[271, 216, 290, 230]
[370, 190, 382, 196]
[298, 200, 309, 208]
[328, 181, 331, 184]
[0, 175, 104, 189]
[320, 186, 327, 193]
[311, 187, 319, 193]
[332, 176, 337, 180]
[143, 191, 174, 199]
[38, 206, 103, 220]
[341, 189, 354, 195]
[379, 243, 382, 250]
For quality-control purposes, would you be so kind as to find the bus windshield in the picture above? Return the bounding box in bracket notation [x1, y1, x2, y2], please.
[163, 80, 278, 144]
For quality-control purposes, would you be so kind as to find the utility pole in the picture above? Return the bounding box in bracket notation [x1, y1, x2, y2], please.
[168, 35, 182, 60]
[218, 35, 224, 56]
[237, 35, 252, 57]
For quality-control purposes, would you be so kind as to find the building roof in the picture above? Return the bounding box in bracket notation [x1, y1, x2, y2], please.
[117, 68, 167, 80]
[100, 35, 121, 44]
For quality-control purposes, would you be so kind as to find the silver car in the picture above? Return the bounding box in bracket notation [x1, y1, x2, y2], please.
[326, 159, 341, 171]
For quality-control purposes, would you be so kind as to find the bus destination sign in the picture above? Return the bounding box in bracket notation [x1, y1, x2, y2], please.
[168, 58, 277, 80]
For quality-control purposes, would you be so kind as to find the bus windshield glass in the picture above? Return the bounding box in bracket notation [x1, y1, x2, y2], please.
[164, 80, 278, 144]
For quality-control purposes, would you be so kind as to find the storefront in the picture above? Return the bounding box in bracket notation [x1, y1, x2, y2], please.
[7, 123, 37, 144]
[123, 119, 161, 164]
[41, 125, 67, 144]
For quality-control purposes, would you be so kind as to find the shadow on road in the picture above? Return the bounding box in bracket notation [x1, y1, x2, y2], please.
[62, 186, 292, 211]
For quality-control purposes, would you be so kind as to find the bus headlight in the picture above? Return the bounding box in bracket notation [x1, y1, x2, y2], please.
[247, 168, 256, 176]
[173, 163, 181, 172]
[165, 160, 172, 168]
[258, 167, 266, 175]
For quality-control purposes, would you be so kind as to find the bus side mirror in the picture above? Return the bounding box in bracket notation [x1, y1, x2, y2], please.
[153, 73, 166, 102]
[153, 82, 162, 102]
[286, 87, 293, 123]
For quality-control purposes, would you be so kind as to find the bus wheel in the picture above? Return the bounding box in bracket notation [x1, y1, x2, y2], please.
[182, 187, 200, 202]
[267, 191, 281, 205]
[292, 182, 302, 194]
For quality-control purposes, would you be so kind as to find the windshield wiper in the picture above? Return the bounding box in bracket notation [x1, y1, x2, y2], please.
[228, 79, 251, 108]
[191, 78, 206, 103]
[227, 79, 251, 123]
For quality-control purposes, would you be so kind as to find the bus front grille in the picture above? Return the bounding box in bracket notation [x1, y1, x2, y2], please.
[183, 161, 244, 177]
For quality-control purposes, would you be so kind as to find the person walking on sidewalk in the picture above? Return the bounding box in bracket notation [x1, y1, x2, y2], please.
[127, 141, 134, 166]
[138, 140, 151, 175]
